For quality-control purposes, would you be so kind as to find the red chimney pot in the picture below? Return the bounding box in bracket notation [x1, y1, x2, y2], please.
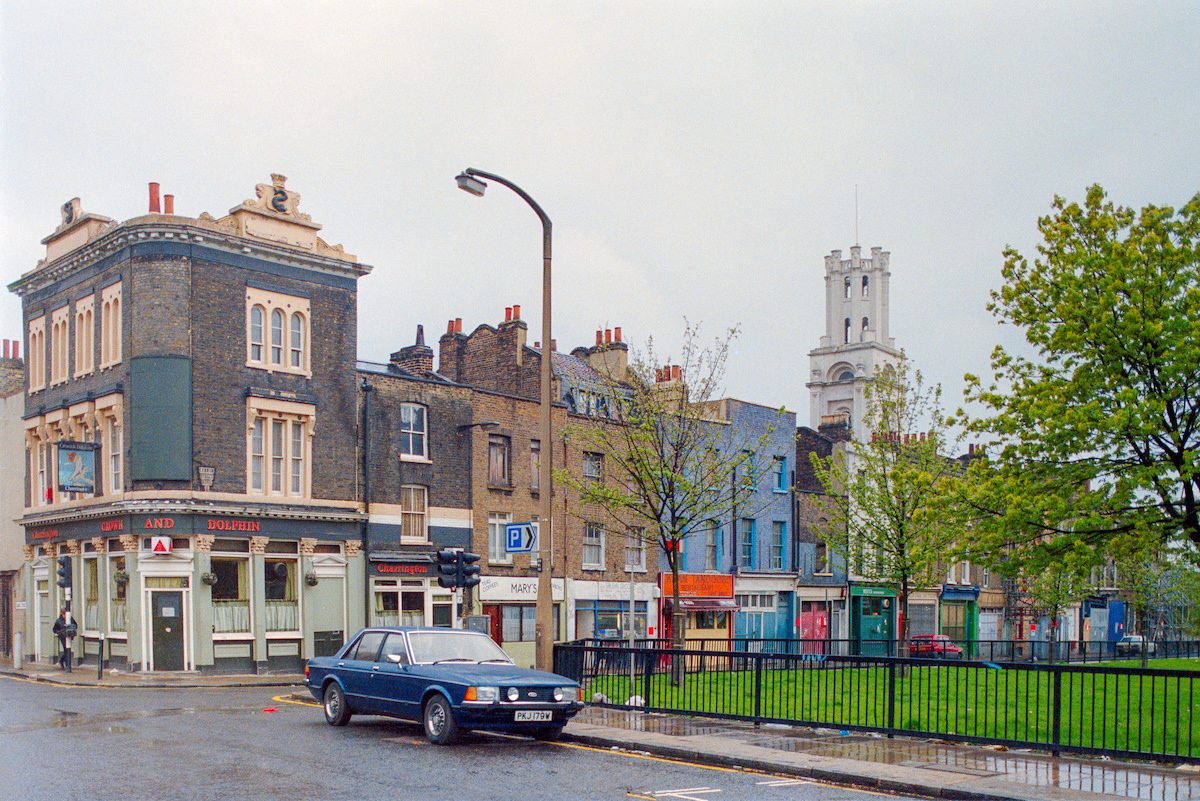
[512, 304, 520, 319]
[614, 327, 622, 342]
[149, 182, 161, 213]
[164, 194, 174, 214]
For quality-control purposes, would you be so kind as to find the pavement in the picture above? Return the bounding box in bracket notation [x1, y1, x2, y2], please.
[4, 659, 1199, 801]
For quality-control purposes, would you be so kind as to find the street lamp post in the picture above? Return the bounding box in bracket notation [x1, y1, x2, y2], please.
[456, 168, 555, 671]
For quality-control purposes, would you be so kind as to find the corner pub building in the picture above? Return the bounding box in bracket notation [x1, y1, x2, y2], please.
[8, 176, 380, 673]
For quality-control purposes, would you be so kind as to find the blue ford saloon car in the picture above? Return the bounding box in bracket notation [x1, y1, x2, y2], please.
[305, 626, 584, 744]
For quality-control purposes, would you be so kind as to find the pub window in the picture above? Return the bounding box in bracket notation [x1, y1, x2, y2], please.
[210, 557, 250, 633]
[109, 556, 127, 632]
[264, 559, 298, 632]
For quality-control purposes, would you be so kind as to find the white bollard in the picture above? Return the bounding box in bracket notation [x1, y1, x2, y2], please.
[13, 632, 22, 671]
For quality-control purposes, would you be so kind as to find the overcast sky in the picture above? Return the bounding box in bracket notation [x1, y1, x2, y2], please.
[3, 2, 1197, 429]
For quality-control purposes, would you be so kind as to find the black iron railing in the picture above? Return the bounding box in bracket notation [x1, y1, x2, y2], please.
[555, 641, 1200, 764]
[573, 637, 1200, 664]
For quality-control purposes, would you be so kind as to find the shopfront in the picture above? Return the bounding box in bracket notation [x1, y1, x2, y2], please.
[23, 511, 361, 673]
[369, 556, 456, 630]
[849, 584, 895, 656]
[477, 575, 565, 669]
[659, 573, 737, 644]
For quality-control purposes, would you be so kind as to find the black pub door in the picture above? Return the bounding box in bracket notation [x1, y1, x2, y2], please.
[152, 591, 184, 670]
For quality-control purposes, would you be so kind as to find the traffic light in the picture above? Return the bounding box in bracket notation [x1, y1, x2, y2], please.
[459, 551, 481, 589]
[436, 549, 459, 589]
[55, 555, 72, 589]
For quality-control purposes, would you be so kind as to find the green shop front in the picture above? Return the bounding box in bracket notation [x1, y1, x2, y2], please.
[849, 584, 896, 656]
[939, 586, 979, 657]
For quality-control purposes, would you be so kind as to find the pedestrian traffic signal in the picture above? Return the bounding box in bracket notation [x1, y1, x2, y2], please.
[56, 555, 72, 589]
[436, 549, 459, 589]
[459, 551, 481, 589]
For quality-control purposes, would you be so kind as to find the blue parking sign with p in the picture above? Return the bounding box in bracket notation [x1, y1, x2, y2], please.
[505, 522, 537, 553]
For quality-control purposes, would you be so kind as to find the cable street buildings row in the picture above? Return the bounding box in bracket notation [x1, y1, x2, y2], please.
[0, 176, 1122, 673]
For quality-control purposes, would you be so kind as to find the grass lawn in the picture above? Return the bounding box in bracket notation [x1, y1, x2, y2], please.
[587, 657, 1200, 758]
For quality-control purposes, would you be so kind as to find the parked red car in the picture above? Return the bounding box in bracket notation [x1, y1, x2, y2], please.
[909, 634, 964, 659]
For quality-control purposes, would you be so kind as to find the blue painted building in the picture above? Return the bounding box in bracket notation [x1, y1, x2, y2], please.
[659, 398, 796, 641]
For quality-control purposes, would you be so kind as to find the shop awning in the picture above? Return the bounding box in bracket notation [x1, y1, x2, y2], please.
[671, 597, 740, 612]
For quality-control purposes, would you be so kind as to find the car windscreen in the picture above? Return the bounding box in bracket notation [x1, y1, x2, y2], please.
[407, 631, 513, 664]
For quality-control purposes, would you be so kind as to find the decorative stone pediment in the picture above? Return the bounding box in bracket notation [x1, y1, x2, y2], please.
[40, 197, 115, 264]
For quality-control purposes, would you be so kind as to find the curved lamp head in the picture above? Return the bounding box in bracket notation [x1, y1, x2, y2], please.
[456, 172, 487, 197]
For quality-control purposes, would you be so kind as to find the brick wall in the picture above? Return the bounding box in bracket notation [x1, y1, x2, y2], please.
[190, 255, 360, 500]
[362, 371, 473, 511]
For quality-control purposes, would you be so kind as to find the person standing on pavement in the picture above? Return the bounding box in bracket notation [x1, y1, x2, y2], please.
[52, 608, 75, 670]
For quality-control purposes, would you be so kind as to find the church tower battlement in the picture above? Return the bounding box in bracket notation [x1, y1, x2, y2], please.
[806, 245, 901, 442]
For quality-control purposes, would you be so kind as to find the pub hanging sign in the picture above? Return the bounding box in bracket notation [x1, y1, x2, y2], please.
[57, 441, 100, 494]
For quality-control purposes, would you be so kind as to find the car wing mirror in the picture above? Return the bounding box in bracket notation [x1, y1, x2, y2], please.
[385, 653, 404, 665]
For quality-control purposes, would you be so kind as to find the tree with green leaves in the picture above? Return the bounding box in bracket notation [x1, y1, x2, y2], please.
[811, 357, 960, 655]
[558, 323, 776, 650]
[960, 186, 1200, 576]
[1014, 559, 1091, 664]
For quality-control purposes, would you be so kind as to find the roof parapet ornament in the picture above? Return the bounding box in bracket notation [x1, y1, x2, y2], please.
[245, 173, 311, 221]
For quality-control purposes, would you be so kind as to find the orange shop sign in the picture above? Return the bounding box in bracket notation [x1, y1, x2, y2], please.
[660, 573, 734, 599]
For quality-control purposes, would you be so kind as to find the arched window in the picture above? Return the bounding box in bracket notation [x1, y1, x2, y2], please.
[844, 318, 851, 344]
[249, 305, 265, 362]
[862, 276, 869, 297]
[843, 277, 851, 299]
[270, 309, 284, 364]
[838, 370, 854, 381]
[289, 313, 305, 368]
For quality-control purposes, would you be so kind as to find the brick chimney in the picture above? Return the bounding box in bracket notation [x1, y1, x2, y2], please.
[391, 325, 433, 375]
[497, 303, 528, 366]
[438, 318, 467, 381]
[584, 326, 629, 380]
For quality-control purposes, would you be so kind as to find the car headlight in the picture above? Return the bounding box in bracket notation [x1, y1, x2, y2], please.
[466, 686, 499, 702]
[557, 686, 579, 702]
[507, 687, 521, 702]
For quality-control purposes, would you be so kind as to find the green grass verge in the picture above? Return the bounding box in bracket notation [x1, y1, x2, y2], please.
[586, 659, 1200, 757]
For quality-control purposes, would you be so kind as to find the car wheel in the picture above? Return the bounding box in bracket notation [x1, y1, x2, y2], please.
[323, 682, 351, 727]
[533, 725, 564, 742]
[423, 694, 459, 745]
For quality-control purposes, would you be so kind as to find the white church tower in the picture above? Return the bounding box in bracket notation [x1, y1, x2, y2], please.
[807, 245, 901, 442]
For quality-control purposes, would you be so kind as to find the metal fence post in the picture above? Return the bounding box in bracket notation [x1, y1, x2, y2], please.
[1051, 667, 1062, 757]
[754, 654, 763, 723]
[642, 645, 655, 710]
[887, 659, 897, 736]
